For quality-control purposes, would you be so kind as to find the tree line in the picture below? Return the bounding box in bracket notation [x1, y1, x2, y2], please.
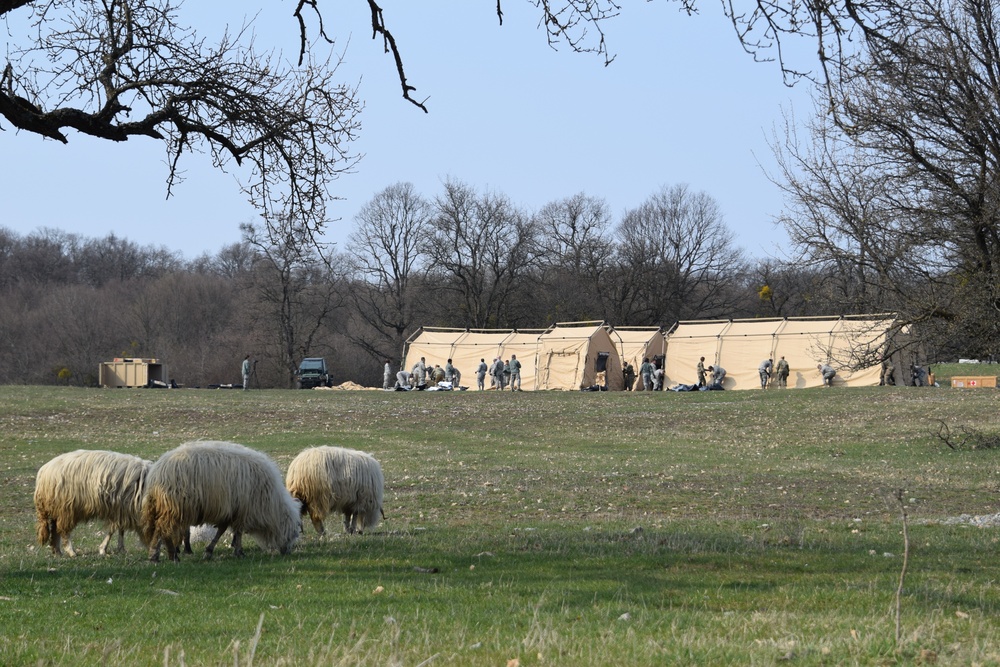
[1, 176, 960, 390]
[5, 1, 1000, 384]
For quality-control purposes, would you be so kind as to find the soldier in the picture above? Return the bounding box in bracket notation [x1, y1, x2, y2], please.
[775, 356, 790, 388]
[431, 364, 446, 383]
[652, 366, 665, 391]
[708, 365, 727, 387]
[696, 356, 707, 387]
[412, 357, 427, 388]
[476, 358, 488, 390]
[509, 354, 522, 391]
[491, 357, 506, 390]
[623, 362, 636, 391]
[880, 358, 896, 386]
[418, 357, 428, 384]
[639, 357, 654, 391]
[383, 360, 392, 390]
[395, 369, 412, 389]
[444, 359, 457, 383]
[817, 363, 837, 387]
[241, 354, 252, 391]
[758, 358, 773, 389]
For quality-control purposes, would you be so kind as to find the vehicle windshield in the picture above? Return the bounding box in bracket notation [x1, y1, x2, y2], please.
[299, 359, 325, 371]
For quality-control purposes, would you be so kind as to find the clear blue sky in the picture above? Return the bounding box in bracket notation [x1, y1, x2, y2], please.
[1, 2, 813, 260]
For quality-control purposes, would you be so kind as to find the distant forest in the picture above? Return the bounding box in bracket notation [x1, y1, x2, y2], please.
[0, 181, 971, 388]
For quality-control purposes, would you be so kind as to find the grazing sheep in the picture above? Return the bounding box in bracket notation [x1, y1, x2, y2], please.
[142, 440, 301, 562]
[286, 446, 385, 536]
[34, 450, 151, 557]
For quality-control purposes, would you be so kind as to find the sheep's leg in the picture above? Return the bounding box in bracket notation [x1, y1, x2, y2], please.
[116, 529, 126, 554]
[182, 527, 193, 555]
[299, 501, 324, 536]
[148, 538, 162, 562]
[164, 538, 179, 563]
[62, 535, 77, 558]
[204, 524, 229, 560]
[344, 511, 356, 535]
[231, 531, 244, 557]
[47, 519, 62, 556]
[98, 532, 112, 556]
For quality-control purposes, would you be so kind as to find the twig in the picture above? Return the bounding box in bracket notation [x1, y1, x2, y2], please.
[415, 653, 440, 667]
[893, 489, 910, 645]
[247, 613, 265, 667]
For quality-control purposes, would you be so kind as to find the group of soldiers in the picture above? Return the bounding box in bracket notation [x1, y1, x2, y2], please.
[386, 355, 523, 391]
[756, 356, 825, 388]
[386, 354, 929, 391]
[622, 355, 795, 391]
[389, 357, 462, 390]
[622, 354, 840, 390]
[478, 356, 523, 391]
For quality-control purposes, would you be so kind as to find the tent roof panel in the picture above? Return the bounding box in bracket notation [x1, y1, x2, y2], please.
[668, 321, 733, 339]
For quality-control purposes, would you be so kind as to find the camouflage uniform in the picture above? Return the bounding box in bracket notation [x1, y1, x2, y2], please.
[775, 357, 790, 388]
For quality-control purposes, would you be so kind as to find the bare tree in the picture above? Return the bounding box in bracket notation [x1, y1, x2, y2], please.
[241, 219, 346, 386]
[346, 182, 430, 363]
[196, 241, 258, 280]
[76, 234, 182, 287]
[610, 184, 744, 324]
[424, 180, 540, 328]
[7, 228, 82, 285]
[737, 259, 836, 318]
[32, 282, 131, 385]
[2, 0, 361, 238]
[129, 271, 242, 386]
[772, 0, 1000, 358]
[533, 193, 613, 322]
[769, 110, 916, 315]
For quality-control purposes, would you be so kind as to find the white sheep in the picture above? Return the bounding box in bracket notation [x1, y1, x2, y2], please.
[34, 450, 151, 557]
[141, 440, 301, 562]
[285, 446, 385, 535]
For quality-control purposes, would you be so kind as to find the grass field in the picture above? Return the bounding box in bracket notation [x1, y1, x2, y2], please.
[1, 376, 1000, 666]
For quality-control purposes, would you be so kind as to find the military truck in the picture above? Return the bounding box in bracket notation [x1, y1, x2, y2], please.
[295, 357, 332, 389]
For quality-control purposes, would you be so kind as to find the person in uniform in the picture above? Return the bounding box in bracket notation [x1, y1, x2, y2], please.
[509, 354, 522, 391]
[241, 354, 252, 390]
[623, 362, 636, 391]
[775, 356, 790, 388]
[476, 359, 488, 390]
[639, 357, 654, 391]
[758, 358, 773, 389]
[881, 359, 896, 386]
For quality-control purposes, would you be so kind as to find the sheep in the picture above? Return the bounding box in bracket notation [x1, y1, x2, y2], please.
[285, 446, 385, 536]
[141, 440, 301, 562]
[34, 450, 151, 557]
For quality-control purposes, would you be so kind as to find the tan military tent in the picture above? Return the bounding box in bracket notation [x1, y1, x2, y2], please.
[402, 328, 546, 389]
[662, 315, 899, 390]
[614, 327, 667, 391]
[402, 315, 903, 391]
[535, 321, 623, 390]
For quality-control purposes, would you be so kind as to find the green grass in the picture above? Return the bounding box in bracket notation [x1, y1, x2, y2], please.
[1, 384, 1000, 665]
